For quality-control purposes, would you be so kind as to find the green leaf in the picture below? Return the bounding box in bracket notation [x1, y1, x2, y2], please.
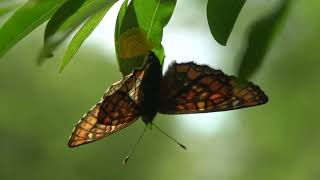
[39, 0, 119, 63]
[153, 44, 165, 63]
[238, 0, 291, 80]
[59, 1, 117, 74]
[0, 0, 68, 58]
[40, 0, 87, 60]
[207, 0, 246, 45]
[0, 3, 18, 17]
[114, 0, 128, 65]
[117, 0, 176, 75]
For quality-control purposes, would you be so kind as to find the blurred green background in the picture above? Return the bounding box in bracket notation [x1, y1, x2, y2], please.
[1, 0, 320, 180]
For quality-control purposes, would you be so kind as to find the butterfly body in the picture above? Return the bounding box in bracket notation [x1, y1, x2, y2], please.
[139, 53, 162, 124]
[68, 52, 268, 147]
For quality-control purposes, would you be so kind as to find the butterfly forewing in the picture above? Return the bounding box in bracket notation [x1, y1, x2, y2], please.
[104, 69, 145, 103]
[68, 69, 145, 147]
[159, 62, 268, 114]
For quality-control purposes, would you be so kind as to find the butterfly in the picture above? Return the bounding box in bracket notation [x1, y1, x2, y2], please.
[68, 52, 268, 147]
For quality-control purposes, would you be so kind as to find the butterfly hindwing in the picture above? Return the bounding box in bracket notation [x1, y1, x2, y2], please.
[68, 69, 145, 147]
[159, 62, 268, 114]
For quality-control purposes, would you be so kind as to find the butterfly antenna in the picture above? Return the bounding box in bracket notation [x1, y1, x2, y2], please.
[152, 123, 187, 150]
[123, 126, 147, 165]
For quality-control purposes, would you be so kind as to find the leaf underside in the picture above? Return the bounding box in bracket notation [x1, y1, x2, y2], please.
[238, 0, 291, 80]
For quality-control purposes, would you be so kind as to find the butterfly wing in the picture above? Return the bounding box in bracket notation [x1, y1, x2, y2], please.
[68, 69, 144, 147]
[159, 62, 268, 114]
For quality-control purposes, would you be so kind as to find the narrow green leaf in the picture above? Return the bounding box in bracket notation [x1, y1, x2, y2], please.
[39, 0, 119, 63]
[118, 0, 177, 75]
[238, 0, 291, 80]
[0, 0, 68, 58]
[207, 0, 246, 45]
[39, 0, 86, 60]
[59, 1, 117, 74]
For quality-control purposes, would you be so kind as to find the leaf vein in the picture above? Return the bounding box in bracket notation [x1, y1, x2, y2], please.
[147, 0, 161, 39]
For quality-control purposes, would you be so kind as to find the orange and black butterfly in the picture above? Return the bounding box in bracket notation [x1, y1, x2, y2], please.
[68, 52, 268, 147]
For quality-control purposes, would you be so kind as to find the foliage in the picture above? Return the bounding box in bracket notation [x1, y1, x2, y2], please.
[237, 0, 292, 80]
[0, 0, 290, 77]
[207, 0, 246, 45]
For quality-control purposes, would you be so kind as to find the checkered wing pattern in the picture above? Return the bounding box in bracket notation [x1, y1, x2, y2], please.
[159, 62, 268, 114]
[68, 69, 144, 147]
